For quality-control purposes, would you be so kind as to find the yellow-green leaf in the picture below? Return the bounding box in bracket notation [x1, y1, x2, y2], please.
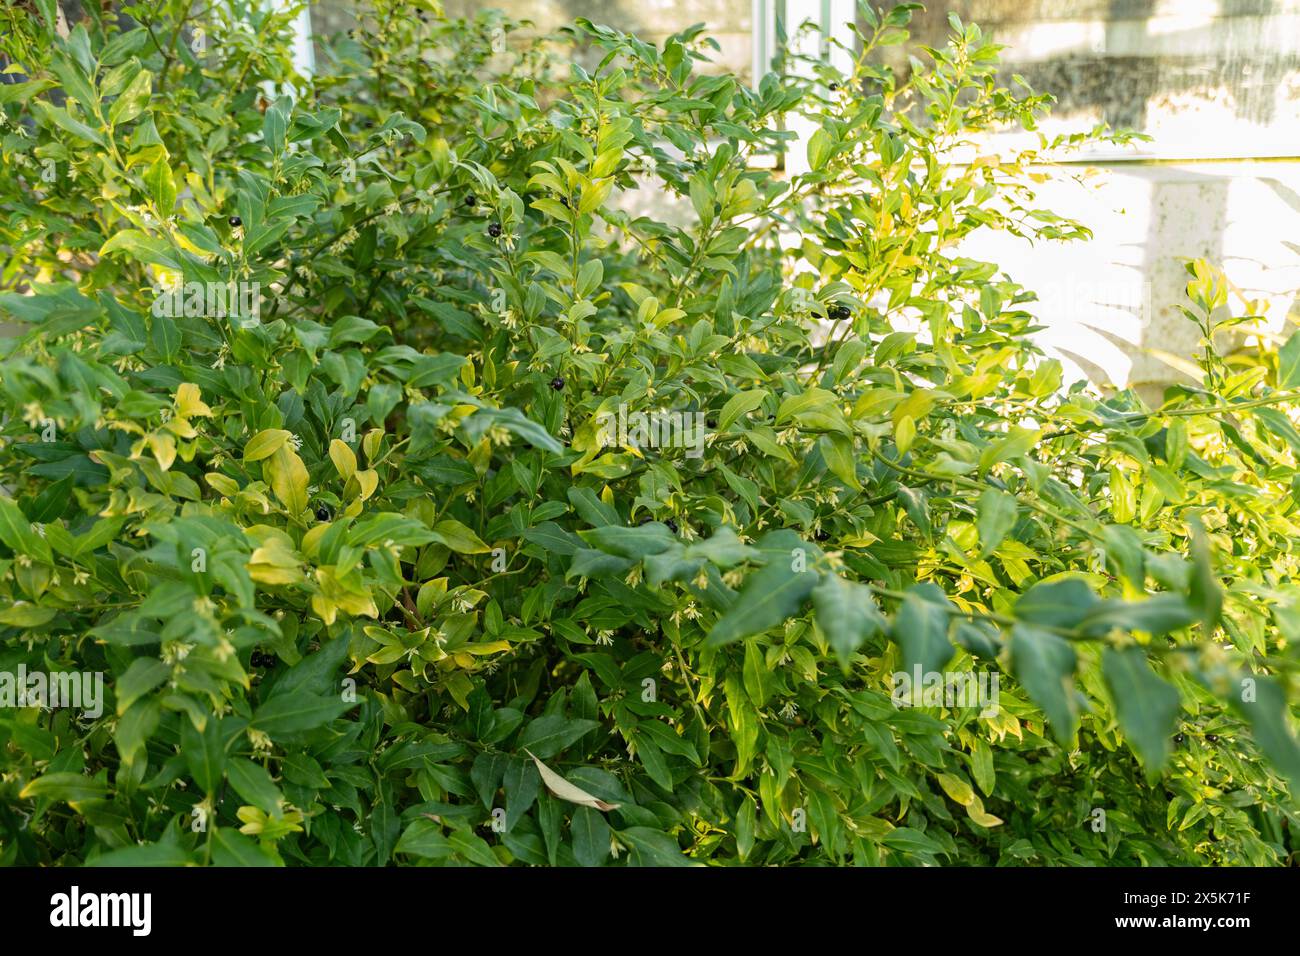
[329, 438, 357, 480]
[936, 772, 975, 806]
[266, 443, 309, 515]
[432, 518, 489, 554]
[244, 429, 292, 462]
[965, 793, 1003, 827]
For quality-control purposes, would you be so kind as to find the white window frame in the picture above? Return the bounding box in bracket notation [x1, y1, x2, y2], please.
[757, 0, 856, 175]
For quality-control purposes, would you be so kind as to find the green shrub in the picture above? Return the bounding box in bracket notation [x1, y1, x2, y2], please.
[1, 0, 1298, 866]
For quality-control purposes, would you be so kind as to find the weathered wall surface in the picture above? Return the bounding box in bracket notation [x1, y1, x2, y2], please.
[899, 1, 1300, 156]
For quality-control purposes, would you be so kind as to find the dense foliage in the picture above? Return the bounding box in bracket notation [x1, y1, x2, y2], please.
[1, 0, 1299, 867]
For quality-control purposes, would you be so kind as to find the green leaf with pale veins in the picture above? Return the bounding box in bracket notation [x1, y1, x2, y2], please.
[251, 691, 349, 738]
[705, 552, 818, 646]
[813, 572, 885, 667]
[517, 715, 600, 759]
[1230, 674, 1300, 795]
[1015, 578, 1100, 630]
[1103, 647, 1180, 774]
[578, 522, 676, 559]
[1009, 624, 1079, 745]
[570, 806, 611, 867]
[894, 583, 955, 677]
[976, 488, 1018, 558]
[226, 758, 285, 815]
[1278, 328, 1300, 389]
[181, 716, 226, 796]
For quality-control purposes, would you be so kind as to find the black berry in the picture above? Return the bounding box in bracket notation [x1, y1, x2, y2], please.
[706, 418, 717, 429]
[559, 196, 569, 207]
[1174, 733, 1185, 745]
[828, 304, 851, 321]
[315, 505, 332, 521]
[465, 193, 477, 207]
[487, 222, 502, 238]
[815, 529, 830, 541]
[228, 215, 242, 228]
[828, 82, 840, 91]
[1206, 734, 1218, 743]
[665, 518, 678, 533]
[549, 376, 565, 391]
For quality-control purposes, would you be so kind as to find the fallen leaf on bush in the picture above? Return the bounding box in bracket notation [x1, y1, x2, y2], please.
[525, 750, 620, 811]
